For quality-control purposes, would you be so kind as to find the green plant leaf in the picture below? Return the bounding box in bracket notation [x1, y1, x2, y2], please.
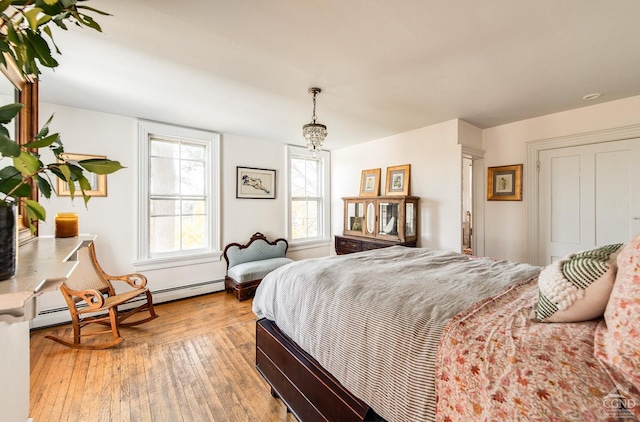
[42, 26, 60, 54]
[36, 114, 54, 139]
[0, 166, 20, 179]
[73, 12, 101, 32]
[0, 170, 30, 197]
[0, 165, 29, 197]
[0, 133, 21, 157]
[75, 173, 92, 206]
[3, 181, 31, 197]
[25, 199, 46, 223]
[57, 163, 71, 180]
[26, 31, 59, 68]
[24, 133, 60, 149]
[76, 5, 111, 16]
[13, 151, 41, 175]
[35, 0, 63, 16]
[49, 165, 65, 181]
[0, 103, 25, 124]
[35, 174, 52, 198]
[65, 180, 76, 196]
[57, 164, 75, 196]
[24, 7, 44, 31]
[78, 175, 91, 192]
[51, 15, 69, 30]
[0, 39, 10, 53]
[78, 159, 125, 175]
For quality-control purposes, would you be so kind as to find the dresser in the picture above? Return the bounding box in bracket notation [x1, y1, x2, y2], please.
[334, 235, 417, 255]
[337, 195, 419, 255]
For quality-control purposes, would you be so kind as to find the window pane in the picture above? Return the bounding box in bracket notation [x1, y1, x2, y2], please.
[150, 157, 179, 195]
[181, 160, 205, 195]
[181, 215, 206, 250]
[291, 199, 319, 239]
[151, 140, 178, 158]
[305, 159, 319, 197]
[291, 158, 307, 197]
[150, 199, 179, 216]
[150, 215, 180, 253]
[181, 143, 205, 160]
[182, 200, 206, 215]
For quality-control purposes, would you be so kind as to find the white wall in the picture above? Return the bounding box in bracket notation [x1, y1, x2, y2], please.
[483, 95, 640, 263]
[33, 102, 327, 326]
[332, 119, 463, 252]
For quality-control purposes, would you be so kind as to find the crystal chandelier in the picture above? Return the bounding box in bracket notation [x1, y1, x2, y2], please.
[302, 87, 327, 155]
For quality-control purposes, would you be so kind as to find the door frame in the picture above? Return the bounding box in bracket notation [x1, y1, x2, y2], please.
[462, 146, 485, 257]
[525, 124, 640, 265]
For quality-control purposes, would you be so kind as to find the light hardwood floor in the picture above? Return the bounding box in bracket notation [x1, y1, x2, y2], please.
[29, 291, 298, 422]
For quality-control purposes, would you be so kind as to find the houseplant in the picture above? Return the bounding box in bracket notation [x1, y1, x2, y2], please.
[0, 0, 122, 279]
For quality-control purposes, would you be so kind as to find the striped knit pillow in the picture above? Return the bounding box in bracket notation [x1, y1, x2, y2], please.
[537, 243, 623, 323]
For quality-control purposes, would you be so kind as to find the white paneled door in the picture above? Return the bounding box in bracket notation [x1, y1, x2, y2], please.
[538, 138, 640, 265]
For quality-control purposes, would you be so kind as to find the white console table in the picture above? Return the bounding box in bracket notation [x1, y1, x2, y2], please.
[0, 235, 95, 422]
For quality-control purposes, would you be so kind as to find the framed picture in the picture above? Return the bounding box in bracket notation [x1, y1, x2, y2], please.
[385, 164, 411, 196]
[236, 166, 276, 199]
[359, 168, 381, 196]
[57, 153, 107, 197]
[487, 164, 523, 201]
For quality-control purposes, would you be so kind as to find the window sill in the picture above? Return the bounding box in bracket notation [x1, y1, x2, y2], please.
[288, 238, 331, 252]
[133, 251, 222, 272]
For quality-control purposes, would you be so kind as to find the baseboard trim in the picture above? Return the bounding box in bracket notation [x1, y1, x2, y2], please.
[31, 279, 225, 329]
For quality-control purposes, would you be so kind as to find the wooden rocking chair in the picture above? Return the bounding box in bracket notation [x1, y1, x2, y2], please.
[45, 242, 158, 349]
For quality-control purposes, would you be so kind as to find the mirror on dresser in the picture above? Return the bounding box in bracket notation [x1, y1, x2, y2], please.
[0, 58, 39, 244]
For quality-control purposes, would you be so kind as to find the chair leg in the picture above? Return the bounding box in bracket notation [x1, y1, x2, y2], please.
[45, 311, 124, 350]
[72, 315, 81, 345]
[109, 307, 121, 343]
[146, 290, 157, 319]
[118, 291, 158, 327]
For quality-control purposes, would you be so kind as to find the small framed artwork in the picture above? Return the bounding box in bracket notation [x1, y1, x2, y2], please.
[359, 168, 381, 196]
[57, 153, 107, 197]
[487, 164, 523, 201]
[236, 166, 276, 199]
[385, 164, 411, 196]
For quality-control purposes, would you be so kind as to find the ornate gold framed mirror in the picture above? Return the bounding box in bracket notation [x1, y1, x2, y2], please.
[0, 57, 39, 244]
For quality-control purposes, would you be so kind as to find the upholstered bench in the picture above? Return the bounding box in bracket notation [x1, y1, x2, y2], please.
[222, 232, 293, 301]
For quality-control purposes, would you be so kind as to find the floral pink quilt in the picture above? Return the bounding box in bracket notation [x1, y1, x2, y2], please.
[436, 278, 622, 421]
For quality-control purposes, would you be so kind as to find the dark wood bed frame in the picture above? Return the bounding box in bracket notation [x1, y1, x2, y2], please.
[256, 318, 384, 422]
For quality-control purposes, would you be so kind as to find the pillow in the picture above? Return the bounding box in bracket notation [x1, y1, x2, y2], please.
[536, 243, 623, 322]
[594, 235, 640, 418]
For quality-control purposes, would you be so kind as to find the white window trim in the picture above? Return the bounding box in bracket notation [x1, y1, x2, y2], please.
[134, 120, 221, 271]
[286, 145, 331, 248]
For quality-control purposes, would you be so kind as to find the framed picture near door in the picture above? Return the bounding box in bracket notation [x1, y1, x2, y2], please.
[487, 164, 522, 201]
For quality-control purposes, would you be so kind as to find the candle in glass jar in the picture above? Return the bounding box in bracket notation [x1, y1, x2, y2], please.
[55, 213, 78, 238]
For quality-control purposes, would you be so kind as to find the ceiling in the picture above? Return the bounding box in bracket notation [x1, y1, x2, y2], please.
[37, 0, 640, 150]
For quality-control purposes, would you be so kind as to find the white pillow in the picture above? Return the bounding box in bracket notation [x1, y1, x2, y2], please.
[536, 243, 623, 323]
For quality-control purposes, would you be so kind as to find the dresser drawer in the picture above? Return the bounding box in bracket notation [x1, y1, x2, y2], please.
[362, 242, 390, 251]
[336, 237, 362, 253]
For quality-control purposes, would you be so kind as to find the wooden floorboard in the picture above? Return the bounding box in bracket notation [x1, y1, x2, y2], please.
[30, 291, 297, 422]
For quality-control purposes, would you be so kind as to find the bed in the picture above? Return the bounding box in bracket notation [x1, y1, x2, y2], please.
[252, 241, 640, 421]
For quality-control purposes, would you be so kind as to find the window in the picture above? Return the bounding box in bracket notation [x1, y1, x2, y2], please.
[136, 121, 220, 269]
[287, 145, 330, 245]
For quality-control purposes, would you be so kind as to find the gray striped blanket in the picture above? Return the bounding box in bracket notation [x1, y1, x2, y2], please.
[252, 246, 540, 422]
